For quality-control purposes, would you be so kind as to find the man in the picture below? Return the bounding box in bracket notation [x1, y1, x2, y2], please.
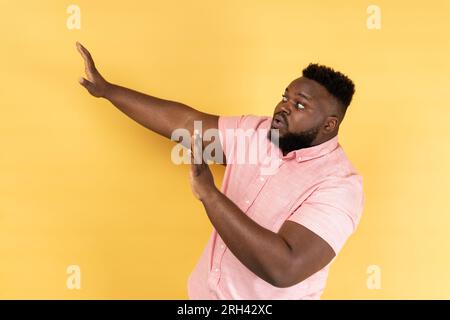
[76, 42, 364, 299]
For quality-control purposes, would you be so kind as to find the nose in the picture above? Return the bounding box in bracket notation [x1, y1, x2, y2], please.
[280, 101, 293, 115]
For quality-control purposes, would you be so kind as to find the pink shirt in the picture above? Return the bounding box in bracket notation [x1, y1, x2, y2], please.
[188, 115, 364, 299]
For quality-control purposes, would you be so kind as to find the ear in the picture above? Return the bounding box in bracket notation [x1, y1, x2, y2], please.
[323, 116, 339, 133]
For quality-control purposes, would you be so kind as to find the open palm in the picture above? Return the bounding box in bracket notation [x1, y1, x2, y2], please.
[76, 42, 109, 98]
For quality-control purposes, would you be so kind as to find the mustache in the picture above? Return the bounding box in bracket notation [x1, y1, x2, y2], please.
[275, 112, 289, 127]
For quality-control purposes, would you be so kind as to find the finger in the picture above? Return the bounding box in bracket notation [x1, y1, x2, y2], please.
[76, 41, 95, 69]
[190, 131, 203, 176]
[192, 130, 203, 165]
[76, 42, 87, 60]
[78, 77, 95, 91]
[190, 132, 197, 165]
[189, 150, 200, 177]
[76, 41, 89, 59]
[189, 139, 195, 165]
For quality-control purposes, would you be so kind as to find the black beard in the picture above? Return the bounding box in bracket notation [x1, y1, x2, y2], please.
[267, 126, 320, 155]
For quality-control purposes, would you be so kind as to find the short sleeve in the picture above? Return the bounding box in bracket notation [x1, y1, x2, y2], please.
[218, 115, 270, 164]
[218, 115, 244, 162]
[287, 175, 365, 254]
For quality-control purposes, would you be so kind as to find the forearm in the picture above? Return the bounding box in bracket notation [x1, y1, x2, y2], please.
[104, 83, 200, 139]
[201, 188, 293, 286]
[76, 42, 203, 141]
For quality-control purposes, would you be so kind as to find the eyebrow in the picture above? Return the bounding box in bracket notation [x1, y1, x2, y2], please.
[285, 87, 312, 100]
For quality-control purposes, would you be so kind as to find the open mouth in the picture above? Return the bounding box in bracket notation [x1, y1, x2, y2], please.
[272, 114, 286, 129]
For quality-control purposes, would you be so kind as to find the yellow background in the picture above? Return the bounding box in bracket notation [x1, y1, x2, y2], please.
[1, 0, 450, 299]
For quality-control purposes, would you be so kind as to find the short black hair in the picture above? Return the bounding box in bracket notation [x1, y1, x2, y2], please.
[302, 63, 355, 113]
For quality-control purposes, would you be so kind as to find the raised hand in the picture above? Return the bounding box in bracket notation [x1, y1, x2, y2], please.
[189, 130, 217, 201]
[76, 41, 110, 98]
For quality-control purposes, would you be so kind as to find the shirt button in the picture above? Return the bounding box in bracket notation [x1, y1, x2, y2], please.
[297, 157, 302, 161]
[220, 244, 225, 249]
[245, 200, 250, 204]
[215, 268, 220, 272]
[259, 177, 264, 182]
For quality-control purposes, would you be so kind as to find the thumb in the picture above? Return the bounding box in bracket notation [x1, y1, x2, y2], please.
[78, 77, 95, 92]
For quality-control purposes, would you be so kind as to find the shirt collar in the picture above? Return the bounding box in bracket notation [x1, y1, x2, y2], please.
[277, 135, 339, 162]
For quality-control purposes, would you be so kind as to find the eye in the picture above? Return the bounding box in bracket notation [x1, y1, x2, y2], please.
[296, 102, 305, 110]
[281, 94, 288, 102]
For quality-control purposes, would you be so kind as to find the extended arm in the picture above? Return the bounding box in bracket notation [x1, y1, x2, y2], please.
[76, 42, 220, 151]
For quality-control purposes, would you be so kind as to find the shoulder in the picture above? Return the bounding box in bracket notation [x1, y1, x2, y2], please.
[218, 114, 272, 131]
